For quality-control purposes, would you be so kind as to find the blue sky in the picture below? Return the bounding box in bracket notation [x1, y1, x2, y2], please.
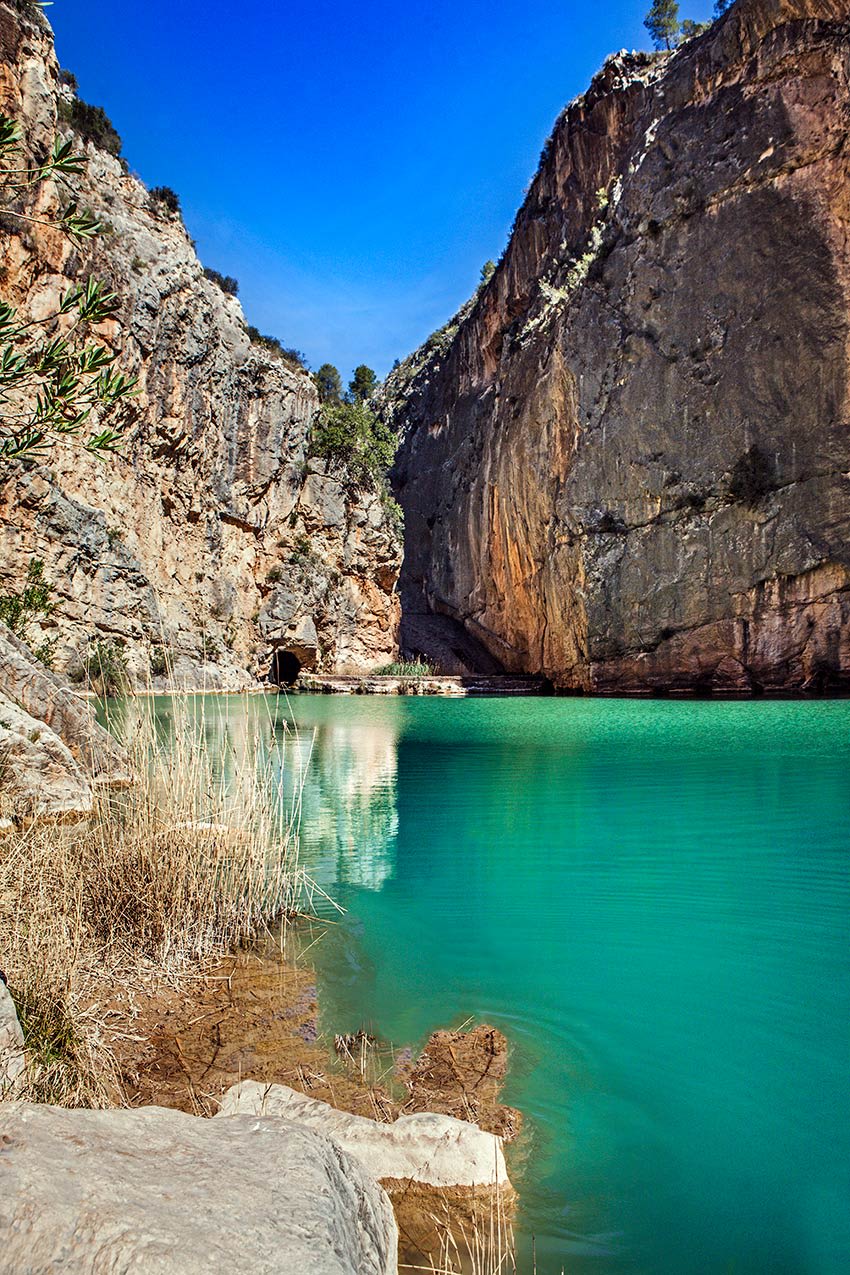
[50, 0, 713, 381]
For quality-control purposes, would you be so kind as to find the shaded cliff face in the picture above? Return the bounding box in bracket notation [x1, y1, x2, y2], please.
[390, 0, 850, 693]
[0, 1, 400, 687]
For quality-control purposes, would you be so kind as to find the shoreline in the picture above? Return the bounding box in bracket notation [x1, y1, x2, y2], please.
[98, 923, 522, 1267]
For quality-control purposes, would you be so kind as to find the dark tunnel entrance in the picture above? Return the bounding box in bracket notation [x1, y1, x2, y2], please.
[270, 649, 302, 687]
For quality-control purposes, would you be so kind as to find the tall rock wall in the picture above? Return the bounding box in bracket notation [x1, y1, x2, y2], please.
[389, 0, 850, 693]
[0, 0, 400, 688]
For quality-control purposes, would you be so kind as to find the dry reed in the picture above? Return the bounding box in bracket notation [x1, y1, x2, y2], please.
[0, 691, 307, 1106]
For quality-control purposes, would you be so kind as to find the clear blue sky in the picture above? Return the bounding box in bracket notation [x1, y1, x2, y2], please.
[50, 0, 712, 381]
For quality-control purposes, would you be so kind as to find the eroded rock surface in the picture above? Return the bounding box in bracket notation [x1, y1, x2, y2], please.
[0, 1, 400, 688]
[0, 1100, 399, 1274]
[389, 0, 850, 692]
[0, 623, 129, 817]
[218, 1079, 510, 1190]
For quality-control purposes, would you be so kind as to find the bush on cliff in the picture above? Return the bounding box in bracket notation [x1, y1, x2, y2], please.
[246, 326, 308, 371]
[149, 185, 181, 215]
[58, 98, 122, 157]
[310, 400, 396, 487]
[203, 267, 239, 296]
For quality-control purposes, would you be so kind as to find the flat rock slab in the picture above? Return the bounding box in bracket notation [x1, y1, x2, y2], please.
[0, 1101, 397, 1275]
[218, 1080, 510, 1189]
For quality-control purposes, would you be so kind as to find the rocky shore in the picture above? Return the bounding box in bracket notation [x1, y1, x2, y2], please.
[0, 937, 520, 1273]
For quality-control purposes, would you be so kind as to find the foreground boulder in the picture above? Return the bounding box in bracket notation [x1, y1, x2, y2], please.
[0, 1101, 398, 1274]
[0, 982, 24, 1095]
[219, 1081, 514, 1266]
[218, 1080, 510, 1189]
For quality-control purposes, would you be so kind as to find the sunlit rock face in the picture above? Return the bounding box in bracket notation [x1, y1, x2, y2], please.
[0, 1, 400, 688]
[388, 0, 850, 693]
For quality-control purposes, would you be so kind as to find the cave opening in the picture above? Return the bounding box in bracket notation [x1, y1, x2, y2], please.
[270, 648, 302, 687]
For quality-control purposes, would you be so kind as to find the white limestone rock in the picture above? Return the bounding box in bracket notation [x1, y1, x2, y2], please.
[0, 1101, 398, 1274]
[0, 691, 94, 817]
[0, 982, 25, 1095]
[218, 1080, 510, 1190]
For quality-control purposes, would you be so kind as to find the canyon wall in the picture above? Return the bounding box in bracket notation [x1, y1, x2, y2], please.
[0, 0, 400, 688]
[389, 0, 850, 692]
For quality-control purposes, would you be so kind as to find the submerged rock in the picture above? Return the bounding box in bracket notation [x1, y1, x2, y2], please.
[0, 981, 24, 1095]
[218, 1079, 511, 1190]
[0, 1101, 398, 1274]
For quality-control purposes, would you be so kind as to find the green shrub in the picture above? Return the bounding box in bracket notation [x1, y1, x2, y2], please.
[58, 68, 78, 94]
[149, 186, 181, 215]
[58, 98, 121, 157]
[246, 326, 307, 370]
[729, 445, 775, 507]
[266, 565, 283, 584]
[82, 639, 129, 696]
[0, 559, 54, 641]
[310, 401, 396, 487]
[203, 268, 239, 296]
[149, 645, 169, 677]
[375, 659, 436, 677]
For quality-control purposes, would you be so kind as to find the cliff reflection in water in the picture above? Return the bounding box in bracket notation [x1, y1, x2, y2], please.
[134, 695, 399, 898]
[276, 708, 399, 894]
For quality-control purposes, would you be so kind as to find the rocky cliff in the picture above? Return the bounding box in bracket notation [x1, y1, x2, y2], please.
[0, 0, 400, 689]
[389, 0, 850, 693]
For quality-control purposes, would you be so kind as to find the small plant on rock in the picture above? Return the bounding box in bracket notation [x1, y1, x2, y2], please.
[82, 639, 129, 696]
[0, 558, 54, 641]
[149, 186, 181, 215]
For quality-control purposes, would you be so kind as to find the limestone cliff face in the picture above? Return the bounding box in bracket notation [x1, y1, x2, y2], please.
[0, 1, 400, 688]
[390, 0, 850, 693]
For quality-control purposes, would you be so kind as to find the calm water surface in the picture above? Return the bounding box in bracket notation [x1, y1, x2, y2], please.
[167, 694, 850, 1273]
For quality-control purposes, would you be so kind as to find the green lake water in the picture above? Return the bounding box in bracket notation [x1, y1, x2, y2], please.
[159, 693, 850, 1273]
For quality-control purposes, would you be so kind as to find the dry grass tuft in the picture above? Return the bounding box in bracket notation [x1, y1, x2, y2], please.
[0, 693, 307, 1106]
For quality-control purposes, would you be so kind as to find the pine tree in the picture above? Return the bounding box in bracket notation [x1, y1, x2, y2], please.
[347, 364, 378, 405]
[644, 0, 680, 50]
[314, 362, 342, 404]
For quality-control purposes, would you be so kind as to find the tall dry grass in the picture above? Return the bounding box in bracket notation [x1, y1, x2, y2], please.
[0, 692, 309, 1106]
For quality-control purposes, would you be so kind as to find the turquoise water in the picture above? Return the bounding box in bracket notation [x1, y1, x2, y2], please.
[164, 694, 850, 1273]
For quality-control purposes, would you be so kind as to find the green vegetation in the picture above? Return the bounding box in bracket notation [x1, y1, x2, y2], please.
[348, 364, 378, 404]
[479, 260, 496, 284]
[644, 0, 722, 49]
[246, 326, 308, 370]
[203, 267, 239, 296]
[310, 399, 396, 487]
[149, 185, 180, 215]
[644, 0, 681, 49]
[0, 558, 53, 640]
[58, 68, 78, 94]
[82, 638, 129, 696]
[58, 98, 122, 157]
[314, 362, 342, 404]
[375, 659, 436, 677]
[149, 644, 170, 677]
[0, 113, 136, 461]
